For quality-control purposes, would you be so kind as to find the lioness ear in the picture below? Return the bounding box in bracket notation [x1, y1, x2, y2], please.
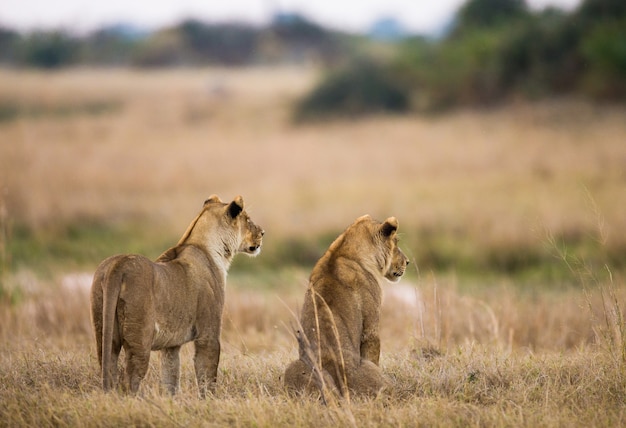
[381, 217, 398, 237]
[204, 195, 222, 205]
[227, 196, 244, 218]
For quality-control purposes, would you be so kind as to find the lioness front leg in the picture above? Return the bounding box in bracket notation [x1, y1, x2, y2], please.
[360, 333, 380, 365]
[161, 346, 181, 395]
[194, 338, 220, 398]
[360, 310, 381, 365]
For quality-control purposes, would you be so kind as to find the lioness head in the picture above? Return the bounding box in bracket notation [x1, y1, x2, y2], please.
[182, 195, 264, 258]
[385, 237, 409, 283]
[350, 215, 409, 283]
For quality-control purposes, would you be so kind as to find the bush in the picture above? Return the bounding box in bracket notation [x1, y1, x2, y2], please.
[396, 28, 512, 110]
[131, 31, 186, 67]
[179, 20, 259, 65]
[0, 27, 19, 63]
[452, 0, 529, 35]
[580, 19, 626, 99]
[18, 31, 79, 68]
[81, 27, 139, 65]
[390, 0, 626, 112]
[498, 12, 583, 97]
[293, 58, 409, 121]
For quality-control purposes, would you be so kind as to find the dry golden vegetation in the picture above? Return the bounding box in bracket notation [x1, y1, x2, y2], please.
[1, 67, 626, 426]
[1, 67, 626, 277]
[2, 270, 626, 426]
[1, 68, 625, 244]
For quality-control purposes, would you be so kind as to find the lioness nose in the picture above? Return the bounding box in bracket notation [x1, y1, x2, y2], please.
[261, 230, 265, 236]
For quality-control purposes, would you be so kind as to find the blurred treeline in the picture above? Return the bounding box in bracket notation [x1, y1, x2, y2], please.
[404, 0, 626, 108]
[0, 13, 347, 68]
[0, 0, 625, 115]
[296, 0, 626, 118]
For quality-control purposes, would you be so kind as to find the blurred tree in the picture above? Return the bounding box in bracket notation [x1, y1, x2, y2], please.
[574, 0, 626, 98]
[270, 13, 326, 43]
[82, 26, 141, 65]
[19, 31, 79, 68]
[263, 13, 342, 64]
[452, 0, 529, 35]
[179, 20, 259, 65]
[0, 27, 19, 63]
[498, 10, 583, 96]
[294, 58, 409, 121]
[580, 19, 626, 98]
[576, 0, 626, 22]
[406, 29, 509, 109]
[131, 30, 186, 67]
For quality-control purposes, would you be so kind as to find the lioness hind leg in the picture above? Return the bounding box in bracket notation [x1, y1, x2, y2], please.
[284, 359, 338, 397]
[161, 346, 181, 395]
[101, 332, 122, 391]
[108, 341, 122, 390]
[125, 348, 151, 394]
[347, 360, 385, 397]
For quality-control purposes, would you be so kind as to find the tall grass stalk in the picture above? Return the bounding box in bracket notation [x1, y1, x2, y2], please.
[545, 192, 626, 367]
[0, 189, 9, 302]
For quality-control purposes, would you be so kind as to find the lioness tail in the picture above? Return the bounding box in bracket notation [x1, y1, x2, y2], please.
[101, 260, 123, 391]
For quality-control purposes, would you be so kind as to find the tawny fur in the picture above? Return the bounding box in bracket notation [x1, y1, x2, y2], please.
[90, 195, 264, 396]
[284, 215, 409, 398]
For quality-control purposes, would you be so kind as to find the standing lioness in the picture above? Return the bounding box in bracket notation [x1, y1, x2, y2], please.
[90, 195, 263, 396]
[284, 215, 409, 398]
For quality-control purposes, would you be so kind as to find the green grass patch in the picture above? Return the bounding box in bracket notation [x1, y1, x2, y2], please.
[403, 225, 621, 287]
[4, 219, 622, 287]
[0, 99, 122, 123]
[6, 219, 171, 276]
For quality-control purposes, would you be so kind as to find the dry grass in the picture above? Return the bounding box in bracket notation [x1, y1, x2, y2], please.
[1, 271, 626, 426]
[1, 67, 626, 425]
[1, 68, 625, 247]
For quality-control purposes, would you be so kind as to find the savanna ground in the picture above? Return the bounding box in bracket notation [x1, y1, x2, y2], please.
[1, 67, 626, 426]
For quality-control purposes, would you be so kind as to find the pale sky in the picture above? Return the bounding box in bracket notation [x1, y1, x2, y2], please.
[0, 0, 581, 35]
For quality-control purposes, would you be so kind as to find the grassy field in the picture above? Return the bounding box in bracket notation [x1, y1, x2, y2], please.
[2, 270, 626, 427]
[1, 68, 626, 278]
[1, 67, 626, 426]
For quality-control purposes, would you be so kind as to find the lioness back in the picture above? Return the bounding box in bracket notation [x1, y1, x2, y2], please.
[284, 214, 409, 398]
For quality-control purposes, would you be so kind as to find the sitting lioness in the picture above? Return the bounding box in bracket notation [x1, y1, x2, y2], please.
[90, 195, 263, 396]
[284, 215, 409, 398]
